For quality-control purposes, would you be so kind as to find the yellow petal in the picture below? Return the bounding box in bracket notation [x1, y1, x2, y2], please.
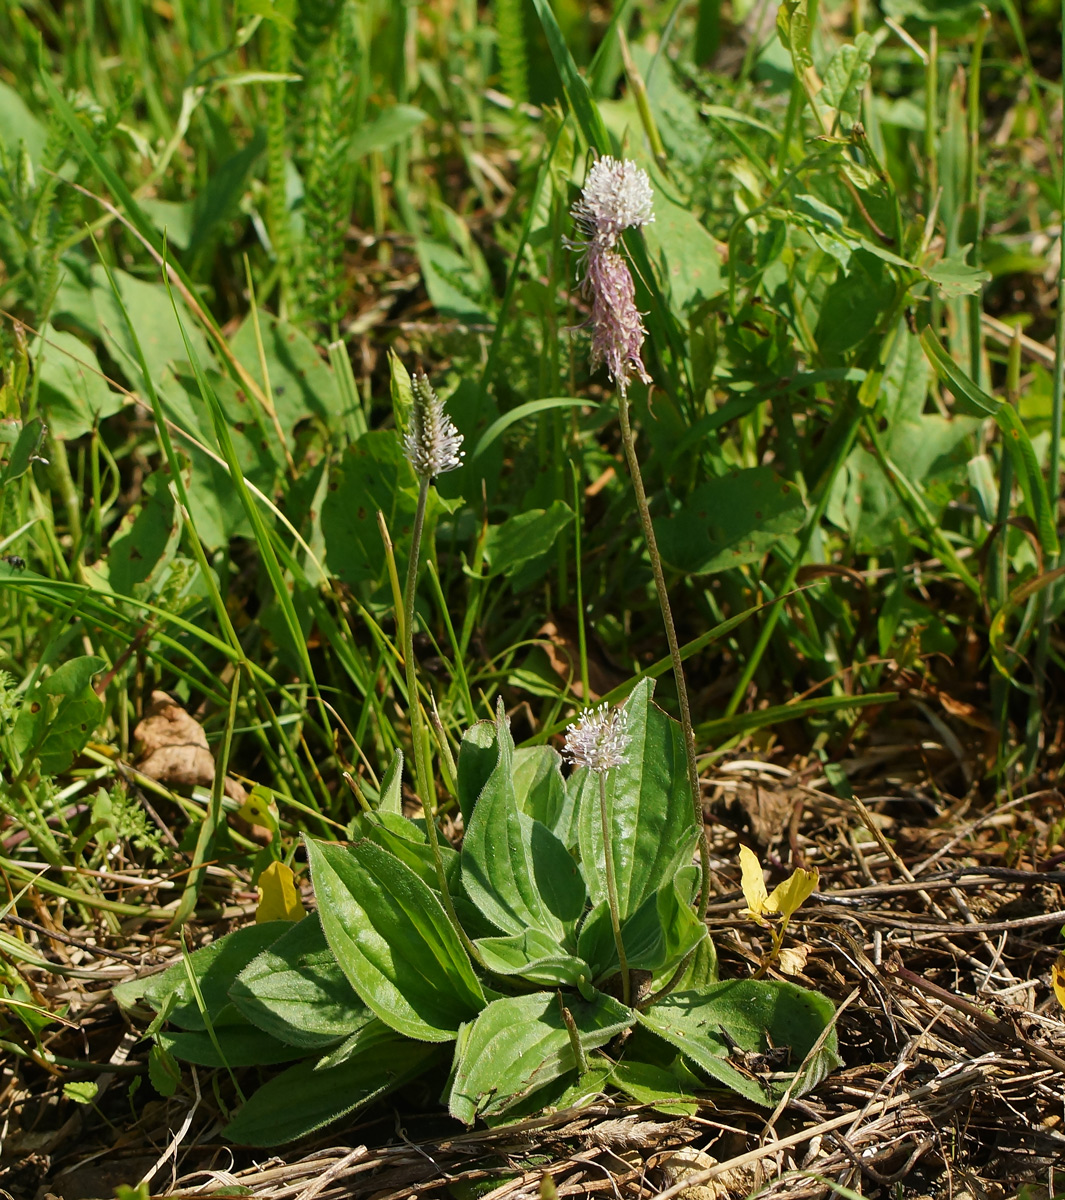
[1052, 953, 1065, 1012]
[255, 861, 305, 924]
[739, 844, 769, 919]
[765, 866, 819, 922]
[236, 784, 280, 837]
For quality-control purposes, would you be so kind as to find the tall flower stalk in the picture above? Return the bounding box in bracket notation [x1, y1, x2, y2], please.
[564, 702, 632, 1005]
[401, 372, 474, 951]
[570, 157, 711, 916]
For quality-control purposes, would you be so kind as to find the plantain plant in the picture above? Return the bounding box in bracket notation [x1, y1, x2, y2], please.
[116, 678, 839, 1146]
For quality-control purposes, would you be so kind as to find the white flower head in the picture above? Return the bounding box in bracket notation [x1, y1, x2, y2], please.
[571, 156, 655, 251]
[563, 703, 631, 774]
[403, 372, 464, 480]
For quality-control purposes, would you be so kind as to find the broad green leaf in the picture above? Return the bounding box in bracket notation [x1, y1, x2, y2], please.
[576, 678, 699, 919]
[306, 838, 484, 1042]
[920, 328, 1059, 557]
[0, 80, 48, 162]
[228, 313, 348, 436]
[638, 980, 840, 1106]
[654, 468, 805, 576]
[223, 1025, 440, 1146]
[820, 33, 876, 128]
[36, 326, 125, 439]
[448, 991, 633, 1123]
[416, 237, 492, 324]
[651, 934, 718, 993]
[482, 501, 573, 579]
[457, 719, 501, 825]
[114, 923, 289, 1030]
[610, 1059, 700, 1116]
[11, 656, 105, 776]
[229, 914, 372, 1048]
[347, 105, 428, 159]
[512, 745, 575, 846]
[92, 265, 214, 386]
[159, 1021, 308, 1067]
[476, 929, 592, 991]
[85, 470, 181, 600]
[462, 712, 587, 940]
[578, 872, 707, 980]
[926, 250, 991, 299]
[321, 432, 458, 587]
[643, 184, 723, 319]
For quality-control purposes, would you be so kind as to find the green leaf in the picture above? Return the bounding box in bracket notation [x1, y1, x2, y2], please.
[63, 1080, 99, 1105]
[36, 326, 125, 439]
[159, 1021, 309, 1067]
[461, 710, 587, 941]
[115, 923, 289, 1030]
[378, 748, 403, 814]
[475, 929, 593, 990]
[347, 105, 428, 159]
[471, 398, 590, 462]
[186, 130, 266, 259]
[920, 327, 1059, 557]
[306, 838, 484, 1042]
[448, 992, 633, 1123]
[223, 1025, 440, 1146]
[456, 719, 500, 825]
[228, 313, 349, 436]
[578, 873, 707, 980]
[820, 33, 875, 128]
[92, 265, 214, 386]
[321, 432, 458, 587]
[926, 250, 991, 299]
[576, 678, 699, 919]
[482, 501, 573, 579]
[512, 745, 575, 846]
[148, 1043, 182, 1098]
[0, 80, 48, 162]
[654, 468, 805, 576]
[0, 417, 46, 487]
[610, 1059, 700, 1116]
[643, 183, 723, 319]
[638, 980, 840, 1106]
[85, 470, 182, 600]
[229, 914, 372, 1049]
[11, 656, 105, 776]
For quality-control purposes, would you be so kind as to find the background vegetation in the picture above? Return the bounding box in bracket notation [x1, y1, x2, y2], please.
[1, 0, 1064, 1192]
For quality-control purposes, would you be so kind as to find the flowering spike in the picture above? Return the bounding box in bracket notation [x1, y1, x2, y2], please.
[569, 158, 655, 397]
[571, 156, 655, 250]
[563, 703, 631, 774]
[403, 372, 464, 480]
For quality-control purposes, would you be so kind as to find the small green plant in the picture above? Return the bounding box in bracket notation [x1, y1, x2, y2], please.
[116, 679, 839, 1146]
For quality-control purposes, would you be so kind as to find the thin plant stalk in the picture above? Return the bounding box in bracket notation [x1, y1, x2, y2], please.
[403, 477, 483, 966]
[616, 392, 711, 917]
[598, 771, 631, 1006]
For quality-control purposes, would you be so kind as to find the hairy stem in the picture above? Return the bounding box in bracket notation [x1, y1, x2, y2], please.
[616, 391, 711, 917]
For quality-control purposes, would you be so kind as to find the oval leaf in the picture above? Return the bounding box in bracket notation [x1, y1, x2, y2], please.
[449, 991, 633, 1124]
[306, 837, 484, 1042]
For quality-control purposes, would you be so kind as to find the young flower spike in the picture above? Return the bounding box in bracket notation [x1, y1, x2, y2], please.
[569, 157, 655, 397]
[403, 372, 464, 480]
[563, 703, 631, 774]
